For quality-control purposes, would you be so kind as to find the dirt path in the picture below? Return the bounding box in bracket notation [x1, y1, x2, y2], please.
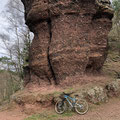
[0, 98, 120, 120]
[0, 107, 27, 120]
[63, 98, 120, 120]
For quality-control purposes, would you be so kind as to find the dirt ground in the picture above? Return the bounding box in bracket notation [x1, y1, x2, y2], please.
[0, 98, 120, 120]
[63, 98, 120, 120]
[0, 107, 27, 120]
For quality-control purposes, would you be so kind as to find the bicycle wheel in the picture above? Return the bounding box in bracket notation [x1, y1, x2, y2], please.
[75, 99, 88, 115]
[55, 100, 66, 114]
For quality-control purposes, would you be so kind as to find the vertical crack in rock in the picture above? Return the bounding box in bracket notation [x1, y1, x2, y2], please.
[47, 9, 58, 85]
[21, 0, 113, 85]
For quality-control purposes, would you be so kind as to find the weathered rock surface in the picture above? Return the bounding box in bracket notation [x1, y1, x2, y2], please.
[109, 10, 120, 53]
[85, 86, 108, 104]
[21, 0, 113, 85]
[105, 79, 120, 97]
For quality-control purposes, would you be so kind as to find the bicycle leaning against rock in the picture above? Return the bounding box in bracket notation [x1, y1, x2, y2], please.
[55, 92, 89, 115]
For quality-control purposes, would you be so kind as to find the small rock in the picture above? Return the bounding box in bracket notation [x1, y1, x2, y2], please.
[105, 80, 120, 97]
[85, 86, 108, 104]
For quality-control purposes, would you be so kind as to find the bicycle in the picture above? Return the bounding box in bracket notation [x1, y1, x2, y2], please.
[55, 92, 89, 115]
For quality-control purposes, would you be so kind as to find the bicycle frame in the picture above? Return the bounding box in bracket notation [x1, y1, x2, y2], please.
[63, 95, 76, 107]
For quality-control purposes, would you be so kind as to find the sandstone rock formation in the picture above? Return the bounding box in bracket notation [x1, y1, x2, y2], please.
[21, 0, 113, 85]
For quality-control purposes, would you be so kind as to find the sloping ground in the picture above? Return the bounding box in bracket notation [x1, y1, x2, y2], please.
[10, 75, 113, 107]
[0, 97, 120, 120]
[0, 108, 27, 120]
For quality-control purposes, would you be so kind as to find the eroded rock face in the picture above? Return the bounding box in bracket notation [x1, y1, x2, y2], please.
[21, 0, 113, 85]
[109, 10, 120, 51]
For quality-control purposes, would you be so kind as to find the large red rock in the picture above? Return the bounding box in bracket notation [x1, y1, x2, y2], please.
[21, 0, 113, 85]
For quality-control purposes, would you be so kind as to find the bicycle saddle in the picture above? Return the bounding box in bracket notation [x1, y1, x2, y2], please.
[63, 92, 74, 96]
